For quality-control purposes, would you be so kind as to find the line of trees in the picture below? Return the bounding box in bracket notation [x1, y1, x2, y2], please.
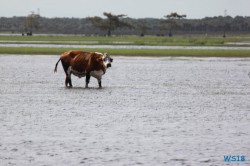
[0, 12, 250, 36]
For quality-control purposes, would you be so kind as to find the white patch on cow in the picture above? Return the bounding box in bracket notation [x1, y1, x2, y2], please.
[95, 52, 103, 56]
[90, 70, 104, 79]
[103, 61, 109, 68]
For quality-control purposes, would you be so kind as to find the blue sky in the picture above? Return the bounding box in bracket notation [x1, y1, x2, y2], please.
[1, 0, 250, 18]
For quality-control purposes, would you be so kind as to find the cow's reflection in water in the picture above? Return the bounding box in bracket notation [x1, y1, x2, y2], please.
[54, 50, 113, 88]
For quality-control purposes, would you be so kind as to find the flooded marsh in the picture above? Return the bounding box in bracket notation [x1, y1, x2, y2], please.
[0, 55, 250, 166]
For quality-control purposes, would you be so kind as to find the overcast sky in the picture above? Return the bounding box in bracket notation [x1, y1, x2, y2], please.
[1, 0, 250, 19]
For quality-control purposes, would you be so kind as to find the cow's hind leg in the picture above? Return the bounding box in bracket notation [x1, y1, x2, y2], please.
[66, 68, 72, 87]
[62, 61, 72, 87]
[65, 75, 72, 87]
[85, 73, 90, 88]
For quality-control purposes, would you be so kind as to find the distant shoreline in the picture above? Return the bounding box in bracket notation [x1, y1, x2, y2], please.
[1, 35, 250, 57]
[1, 47, 250, 57]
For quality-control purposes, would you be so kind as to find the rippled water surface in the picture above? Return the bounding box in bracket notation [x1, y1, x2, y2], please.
[0, 55, 250, 166]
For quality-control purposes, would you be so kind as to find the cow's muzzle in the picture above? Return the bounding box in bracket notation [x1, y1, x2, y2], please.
[107, 64, 111, 68]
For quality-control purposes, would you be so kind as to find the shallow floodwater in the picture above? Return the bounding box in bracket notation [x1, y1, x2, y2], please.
[0, 55, 250, 166]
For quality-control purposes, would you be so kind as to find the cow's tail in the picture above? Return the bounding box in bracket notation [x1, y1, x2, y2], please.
[54, 58, 61, 73]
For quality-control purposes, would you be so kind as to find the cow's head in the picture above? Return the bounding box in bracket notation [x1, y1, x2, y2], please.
[102, 53, 113, 68]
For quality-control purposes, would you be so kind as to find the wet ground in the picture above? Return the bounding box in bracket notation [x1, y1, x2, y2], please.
[0, 55, 250, 166]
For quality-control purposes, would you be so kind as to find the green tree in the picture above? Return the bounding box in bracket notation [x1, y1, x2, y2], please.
[87, 12, 133, 36]
[164, 12, 186, 36]
[23, 12, 40, 35]
[137, 20, 150, 36]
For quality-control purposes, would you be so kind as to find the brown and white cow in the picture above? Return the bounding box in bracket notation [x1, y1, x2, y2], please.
[54, 50, 113, 88]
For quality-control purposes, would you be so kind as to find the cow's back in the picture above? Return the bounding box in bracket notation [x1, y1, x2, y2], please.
[60, 50, 84, 62]
[71, 52, 93, 73]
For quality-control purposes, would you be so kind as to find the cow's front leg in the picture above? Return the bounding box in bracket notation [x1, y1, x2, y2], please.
[97, 78, 102, 88]
[85, 73, 90, 88]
